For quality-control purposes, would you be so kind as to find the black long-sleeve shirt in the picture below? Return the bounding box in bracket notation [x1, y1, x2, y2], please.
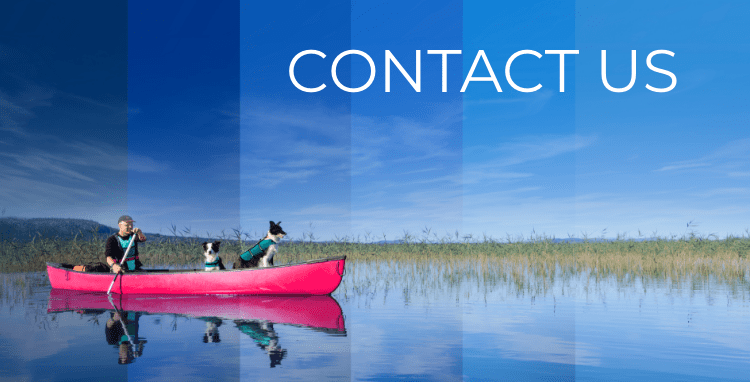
[105, 234, 143, 269]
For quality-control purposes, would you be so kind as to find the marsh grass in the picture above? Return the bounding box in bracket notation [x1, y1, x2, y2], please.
[0, 272, 50, 310]
[1, 227, 749, 300]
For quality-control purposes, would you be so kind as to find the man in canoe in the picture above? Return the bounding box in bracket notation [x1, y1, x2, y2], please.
[105, 215, 147, 273]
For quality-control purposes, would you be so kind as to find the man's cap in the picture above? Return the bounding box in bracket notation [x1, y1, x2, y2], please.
[118, 215, 135, 223]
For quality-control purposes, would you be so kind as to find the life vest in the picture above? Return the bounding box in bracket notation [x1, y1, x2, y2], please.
[117, 235, 139, 270]
[240, 239, 275, 261]
[120, 312, 139, 344]
[236, 322, 274, 346]
[205, 257, 222, 270]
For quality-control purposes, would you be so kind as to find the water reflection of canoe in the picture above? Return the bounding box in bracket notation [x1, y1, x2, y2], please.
[46, 256, 346, 295]
[47, 289, 346, 332]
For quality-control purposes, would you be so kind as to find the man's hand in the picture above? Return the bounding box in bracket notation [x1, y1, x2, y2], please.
[133, 227, 146, 241]
[112, 264, 122, 273]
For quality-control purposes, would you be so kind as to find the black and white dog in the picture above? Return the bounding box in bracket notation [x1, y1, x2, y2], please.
[234, 320, 286, 368]
[202, 318, 223, 343]
[202, 241, 225, 271]
[235, 221, 286, 269]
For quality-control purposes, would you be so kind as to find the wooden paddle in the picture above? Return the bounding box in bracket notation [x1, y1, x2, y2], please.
[107, 233, 136, 295]
[107, 293, 136, 348]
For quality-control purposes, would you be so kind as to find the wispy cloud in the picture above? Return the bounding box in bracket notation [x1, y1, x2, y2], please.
[0, 134, 130, 223]
[349, 187, 463, 239]
[278, 159, 325, 168]
[464, 89, 555, 115]
[461, 190, 750, 240]
[655, 162, 710, 172]
[241, 98, 463, 188]
[0, 152, 96, 182]
[0, 136, 128, 177]
[0, 170, 127, 226]
[0, 86, 160, 224]
[693, 187, 749, 198]
[290, 203, 350, 217]
[464, 134, 596, 185]
[243, 98, 350, 139]
[352, 102, 463, 167]
[0, 87, 50, 135]
[655, 138, 750, 174]
[486, 134, 596, 166]
[461, 311, 584, 366]
[240, 99, 604, 240]
[247, 169, 321, 188]
[129, 154, 171, 173]
[0, 68, 133, 181]
[241, 99, 352, 188]
[0, 173, 99, 202]
[0, 67, 130, 223]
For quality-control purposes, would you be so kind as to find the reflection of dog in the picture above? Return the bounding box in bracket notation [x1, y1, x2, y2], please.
[202, 318, 223, 343]
[202, 241, 225, 271]
[234, 320, 287, 368]
[235, 221, 286, 269]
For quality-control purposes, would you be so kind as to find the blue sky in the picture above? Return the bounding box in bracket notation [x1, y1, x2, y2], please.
[0, 1, 128, 224]
[1, 0, 748, 241]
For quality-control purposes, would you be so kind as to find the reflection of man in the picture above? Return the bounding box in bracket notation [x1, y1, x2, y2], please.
[105, 311, 146, 364]
[234, 320, 287, 368]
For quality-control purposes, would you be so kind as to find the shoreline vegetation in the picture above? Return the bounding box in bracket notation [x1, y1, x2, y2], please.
[1, 226, 749, 303]
[1, 227, 748, 280]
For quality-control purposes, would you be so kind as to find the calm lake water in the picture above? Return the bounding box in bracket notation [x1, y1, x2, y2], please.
[1, 263, 749, 381]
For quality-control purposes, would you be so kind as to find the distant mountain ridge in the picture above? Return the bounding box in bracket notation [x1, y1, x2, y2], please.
[0, 217, 221, 244]
[0, 217, 117, 242]
[0, 217, 663, 244]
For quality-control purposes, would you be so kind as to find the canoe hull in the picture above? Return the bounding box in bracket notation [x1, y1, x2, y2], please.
[46, 256, 346, 295]
[47, 289, 346, 332]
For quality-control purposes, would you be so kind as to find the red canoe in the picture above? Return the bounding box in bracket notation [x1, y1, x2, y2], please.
[47, 289, 346, 332]
[46, 256, 346, 295]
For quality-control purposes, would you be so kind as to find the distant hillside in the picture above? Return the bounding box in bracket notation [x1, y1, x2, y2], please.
[0, 217, 224, 244]
[0, 217, 117, 242]
[0, 217, 660, 244]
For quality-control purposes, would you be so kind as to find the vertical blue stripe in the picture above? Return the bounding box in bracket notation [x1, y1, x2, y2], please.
[240, 1, 352, 239]
[351, 1, 464, 241]
[128, 0, 240, 236]
[462, 0, 577, 239]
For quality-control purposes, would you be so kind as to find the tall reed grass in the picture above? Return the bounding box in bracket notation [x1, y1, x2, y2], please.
[1, 227, 749, 299]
